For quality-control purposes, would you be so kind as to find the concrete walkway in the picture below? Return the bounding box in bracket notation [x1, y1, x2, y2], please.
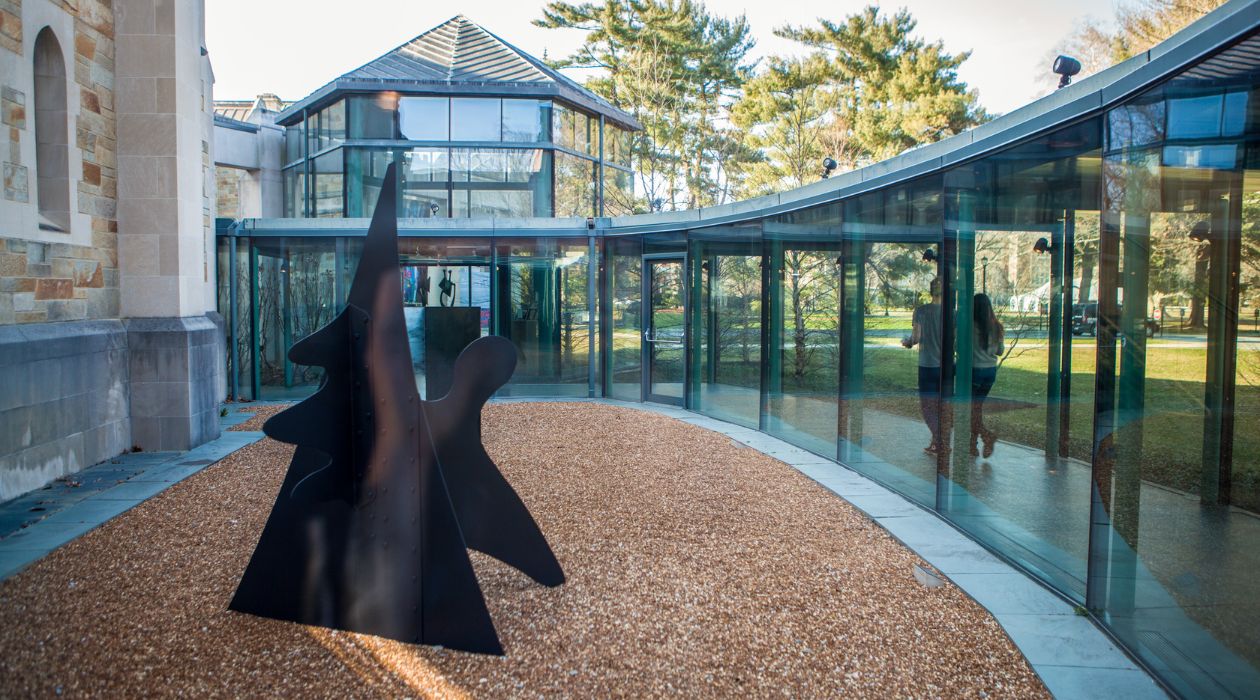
[0, 408, 265, 580]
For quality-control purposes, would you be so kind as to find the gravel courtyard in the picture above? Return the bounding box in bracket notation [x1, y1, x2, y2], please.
[0, 402, 1047, 698]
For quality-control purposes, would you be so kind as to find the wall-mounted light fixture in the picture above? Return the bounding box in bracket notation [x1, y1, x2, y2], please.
[821, 157, 838, 179]
[1053, 55, 1081, 89]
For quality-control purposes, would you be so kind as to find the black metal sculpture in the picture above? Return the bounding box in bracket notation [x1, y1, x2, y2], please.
[229, 163, 563, 655]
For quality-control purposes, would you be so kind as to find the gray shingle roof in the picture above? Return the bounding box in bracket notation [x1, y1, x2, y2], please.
[278, 16, 640, 130]
[346, 15, 550, 83]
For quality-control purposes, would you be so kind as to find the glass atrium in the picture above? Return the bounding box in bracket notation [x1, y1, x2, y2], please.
[281, 95, 634, 220]
[217, 18, 1260, 700]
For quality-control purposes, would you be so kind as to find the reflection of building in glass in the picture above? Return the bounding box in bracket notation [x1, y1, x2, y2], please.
[214, 5, 1260, 697]
[272, 15, 639, 219]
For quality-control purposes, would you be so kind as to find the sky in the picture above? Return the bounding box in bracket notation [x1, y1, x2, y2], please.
[205, 0, 1122, 116]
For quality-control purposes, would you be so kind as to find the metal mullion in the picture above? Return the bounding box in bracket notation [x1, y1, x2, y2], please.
[587, 235, 597, 398]
[228, 235, 239, 401]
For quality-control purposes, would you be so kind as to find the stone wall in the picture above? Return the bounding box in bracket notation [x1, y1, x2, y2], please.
[0, 319, 130, 501]
[0, 1, 224, 503]
[0, 0, 119, 325]
[215, 164, 242, 219]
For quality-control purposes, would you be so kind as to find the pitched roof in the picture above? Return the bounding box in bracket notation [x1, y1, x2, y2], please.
[214, 94, 291, 123]
[346, 15, 551, 84]
[278, 16, 640, 130]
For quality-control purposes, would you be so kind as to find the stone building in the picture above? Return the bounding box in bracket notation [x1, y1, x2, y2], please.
[213, 93, 285, 220]
[0, 0, 221, 500]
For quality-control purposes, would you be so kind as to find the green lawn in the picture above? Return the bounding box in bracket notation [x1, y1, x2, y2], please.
[609, 310, 1259, 511]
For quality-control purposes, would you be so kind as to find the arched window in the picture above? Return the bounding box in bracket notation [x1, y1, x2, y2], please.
[33, 27, 69, 232]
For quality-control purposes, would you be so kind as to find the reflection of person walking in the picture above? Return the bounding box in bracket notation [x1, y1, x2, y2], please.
[971, 293, 1004, 458]
[902, 278, 943, 454]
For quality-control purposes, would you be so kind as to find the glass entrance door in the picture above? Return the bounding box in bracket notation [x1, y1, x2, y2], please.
[643, 258, 686, 404]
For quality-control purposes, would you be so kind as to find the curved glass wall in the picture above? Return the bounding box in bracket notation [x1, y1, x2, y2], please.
[221, 27, 1260, 698]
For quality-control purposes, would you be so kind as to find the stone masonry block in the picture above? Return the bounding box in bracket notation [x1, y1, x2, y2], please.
[34, 278, 74, 300]
[2, 161, 27, 202]
[1, 85, 24, 129]
[0, 251, 25, 276]
[75, 31, 96, 62]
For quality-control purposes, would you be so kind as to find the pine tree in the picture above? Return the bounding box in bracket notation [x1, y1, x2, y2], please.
[536, 0, 756, 210]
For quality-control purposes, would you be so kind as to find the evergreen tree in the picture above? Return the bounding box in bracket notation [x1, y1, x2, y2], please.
[730, 54, 837, 195]
[773, 6, 987, 165]
[535, 0, 757, 210]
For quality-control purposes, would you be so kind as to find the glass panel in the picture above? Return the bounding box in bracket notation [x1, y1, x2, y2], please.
[1107, 98, 1165, 150]
[495, 238, 594, 396]
[940, 121, 1101, 596]
[1088, 44, 1260, 696]
[690, 225, 762, 428]
[574, 111, 590, 155]
[603, 166, 635, 217]
[401, 148, 449, 218]
[607, 235, 643, 400]
[312, 150, 343, 218]
[397, 238, 492, 400]
[844, 237, 941, 506]
[1239, 162, 1260, 513]
[255, 238, 337, 400]
[283, 167, 304, 217]
[399, 97, 449, 141]
[453, 149, 505, 182]
[451, 98, 502, 141]
[321, 100, 345, 150]
[454, 190, 532, 218]
[831, 181, 947, 508]
[502, 99, 549, 142]
[449, 148, 552, 217]
[552, 103, 572, 149]
[556, 153, 595, 217]
[763, 206, 842, 458]
[349, 93, 398, 139]
[284, 125, 303, 164]
[305, 112, 318, 157]
[646, 260, 685, 403]
[346, 148, 399, 218]
[232, 238, 254, 400]
[606, 125, 632, 166]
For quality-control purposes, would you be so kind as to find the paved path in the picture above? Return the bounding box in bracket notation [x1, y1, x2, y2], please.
[0, 408, 265, 580]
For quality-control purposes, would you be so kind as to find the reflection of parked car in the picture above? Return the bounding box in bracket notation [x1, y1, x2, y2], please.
[1071, 302, 1160, 337]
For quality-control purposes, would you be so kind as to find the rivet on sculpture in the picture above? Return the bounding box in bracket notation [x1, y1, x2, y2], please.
[229, 163, 564, 655]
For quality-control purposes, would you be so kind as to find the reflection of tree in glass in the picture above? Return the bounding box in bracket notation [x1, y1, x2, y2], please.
[287, 250, 337, 385]
[784, 251, 839, 382]
[1149, 212, 1211, 329]
[863, 244, 922, 313]
[711, 256, 761, 386]
[555, 155, 593, 217]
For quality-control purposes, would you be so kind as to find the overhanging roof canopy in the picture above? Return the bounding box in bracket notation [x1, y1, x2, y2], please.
[278, 15, 641, 131]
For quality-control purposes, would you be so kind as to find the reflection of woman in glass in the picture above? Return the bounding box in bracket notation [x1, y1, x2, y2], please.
[971, 293, 1004, 458]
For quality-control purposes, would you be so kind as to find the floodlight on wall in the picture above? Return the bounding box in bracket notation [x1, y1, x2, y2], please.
[1033, 237, 1052, 254]
[922, 248, 938, 264]
[821, 157, 838, 179]
[1053, 55, 1081, 89]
